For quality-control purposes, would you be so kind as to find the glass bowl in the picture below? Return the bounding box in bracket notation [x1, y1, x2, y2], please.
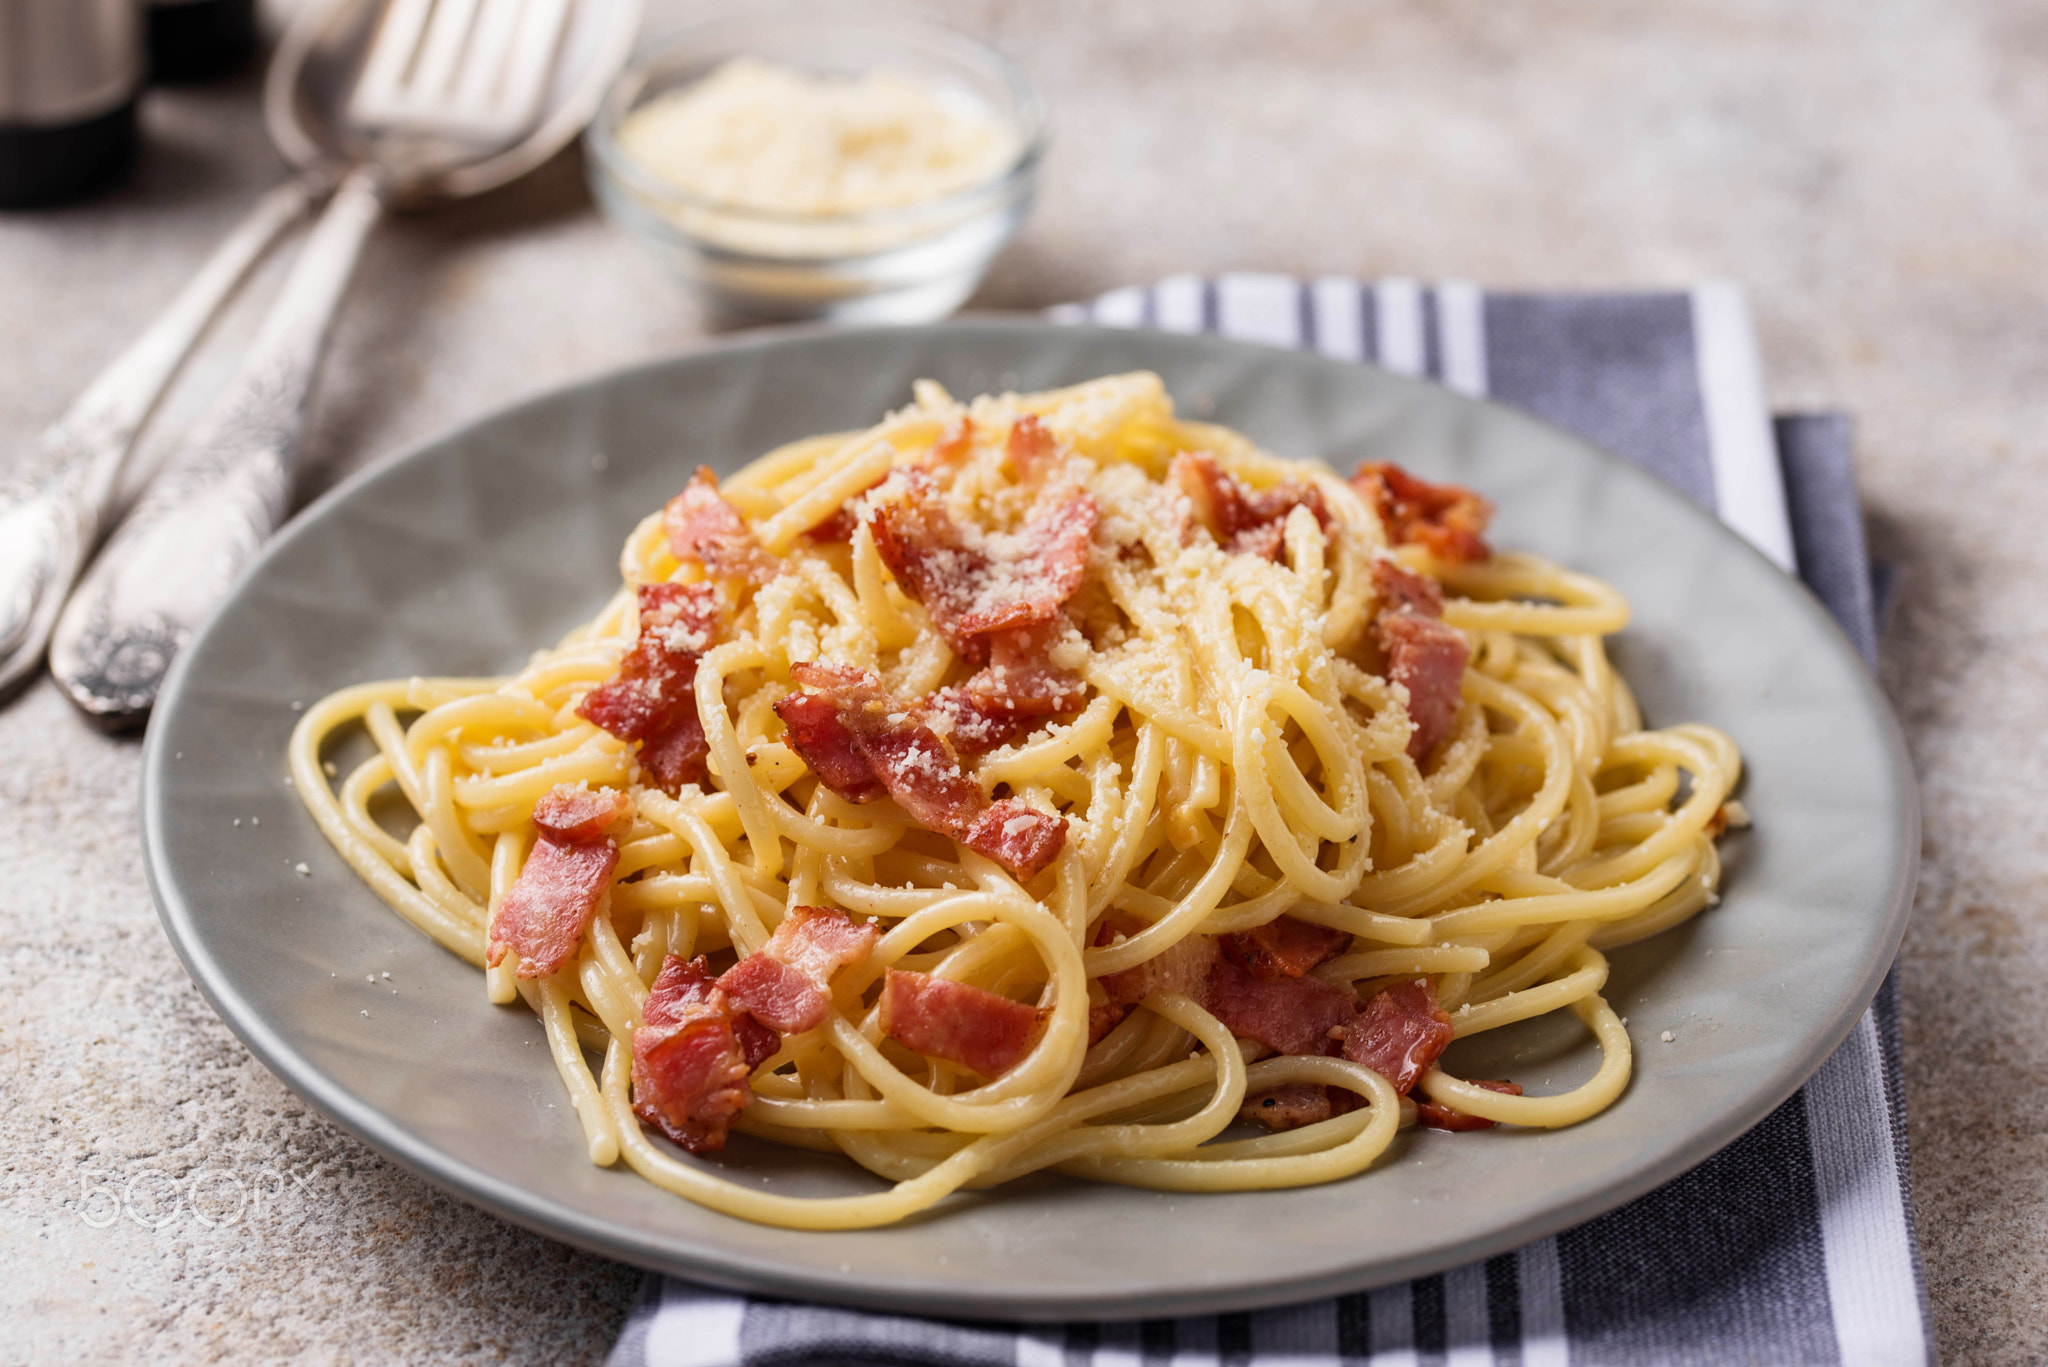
[585, 10, 1045, 326]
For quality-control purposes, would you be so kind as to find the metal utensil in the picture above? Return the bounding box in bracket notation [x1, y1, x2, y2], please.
[47, 0, 640, 728]
[0, 174, 324, 704]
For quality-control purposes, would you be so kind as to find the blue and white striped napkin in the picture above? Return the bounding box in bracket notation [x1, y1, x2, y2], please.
[608, 277, 1928, 1367]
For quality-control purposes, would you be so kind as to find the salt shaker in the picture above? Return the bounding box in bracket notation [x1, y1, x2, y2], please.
[0, 0, 144, 207]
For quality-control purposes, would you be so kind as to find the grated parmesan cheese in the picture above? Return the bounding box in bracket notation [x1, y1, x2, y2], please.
[618, 58, 1018, 218]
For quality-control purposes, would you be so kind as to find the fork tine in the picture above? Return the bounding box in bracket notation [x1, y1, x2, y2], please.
[350, 0, 577, 140]
[350, 0, 436, 120]
[408, 0, 485, 100]
[453, 0, 527, 115]
[497, 0, 572, 130]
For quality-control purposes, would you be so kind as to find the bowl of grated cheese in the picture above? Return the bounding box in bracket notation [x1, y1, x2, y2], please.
[587, 9, 1045, 325]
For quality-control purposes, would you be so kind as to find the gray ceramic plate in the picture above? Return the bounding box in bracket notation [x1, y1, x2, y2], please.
[141, 321, 1917, 1321]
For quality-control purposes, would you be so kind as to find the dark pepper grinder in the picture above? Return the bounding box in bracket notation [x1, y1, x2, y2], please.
[147, 0, 255, 84]
[0, 0, 144, 208]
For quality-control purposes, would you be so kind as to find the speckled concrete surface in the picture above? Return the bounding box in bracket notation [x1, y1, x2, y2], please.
[2, 1, 2043, 1361]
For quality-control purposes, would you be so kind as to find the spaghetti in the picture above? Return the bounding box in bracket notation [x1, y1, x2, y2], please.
[290, 372, 1743, 1230]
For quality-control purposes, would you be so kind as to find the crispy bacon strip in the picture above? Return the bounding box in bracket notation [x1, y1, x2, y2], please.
[772, 686, 885, 803]
[1340, 978, 1455, 1096]
[864, 470, 978, 650]
[959, 802, 1069, 883]
[920, 626, 1086, 756]
[773, 662, 1068, 879]
[717, 906, 878, 1034]
[1372, 559, 1467, 763]
[1089, 931, 1487, 1137]
[1417, 1080, 1522, 1132]
[1088, 1001, 1131, 1046]
[879, 968, 1041, 1078]
[1004, 414, 1064, 485]
[532, 784, 633, 845]
[577, 582, 722, 794]
[1205, 955, 1358, 1058]
[1096, 914, 1221, 1007]
[488, 785, 629, 978]
[1222, 915, 1353, 982]
[1370, 557, 1445, 619]
[930, 415, 975, 466]
[1379, 612, 1468, 764]
[1087, 929, 1506, 1138]
[868, 468, 1097, 661]
[632, 956, 761, 1154]
[801, 505, 860, 544]
[1171, 450, 1332, 562]
[664, 466, 780, 585]
[1239, 1082, 1339, 1132]
[1351, 462, 1493, 563]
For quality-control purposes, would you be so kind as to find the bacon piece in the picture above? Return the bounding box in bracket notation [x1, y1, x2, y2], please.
[801, 504, 860, 544]
[716, 956, 826, 1036]
[577, 582, 722, 794]
[963, 493, 1096, 638]
[774, 662, 1068, 879]
[489, 843, 614, 977]
[1417, 1079, 1522, 1132]
[1371, 558, 1445, 619]
[920, 626, 1086, 756]
[919, 689, 1038, 757]
[1171, 451, 1332, 562]
[868, 469, 1097, 661]
[1368, 557, 1466, 766]
[866, 470, 986, 654]
[664, 466, 780, 585]
[801, 474, 889, 545]
[532, 784, 631, 845]
[1088, 1001, 1132, 1045]
[1379, 612, 1468, 763]
[772, 685, 885, 802]
[930, 415, 975, 466]
[1239, 1082, 1337, 1132]
[1005, 414, 1063, 484]
[733, 1011, 780, 1072]
[1369, 557, 1467, 763]
[489, 783, 626, 978]
[879, 968, 1041, 1077]
[1205, 956, 1358, 1058]
[717, 906, 878, 1034]
[1096, 916, 1222, 1007]
[1222, 915, 1353, 982]
[761, 905, 878, 989]
[1351, 462, 1493, 563]
[631, 956, 754, 1154]
[852, 707, 988, 834]
[961, 801, 1068, 881]
[1340, 978, 1455, 1096]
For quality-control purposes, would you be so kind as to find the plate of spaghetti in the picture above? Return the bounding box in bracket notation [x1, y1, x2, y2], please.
[141, 321, 1914, 1319]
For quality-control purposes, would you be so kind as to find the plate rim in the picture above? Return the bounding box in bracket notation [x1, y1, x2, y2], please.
[140, 317, 1921, 1320]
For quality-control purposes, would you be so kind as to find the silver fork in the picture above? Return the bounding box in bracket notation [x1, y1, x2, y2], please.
[44, 0, 576, 729]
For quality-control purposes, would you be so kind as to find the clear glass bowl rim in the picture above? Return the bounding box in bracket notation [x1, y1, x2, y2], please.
[586, 8, 1048, 232]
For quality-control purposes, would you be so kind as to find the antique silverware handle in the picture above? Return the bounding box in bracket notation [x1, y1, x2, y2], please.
[49, 166, 386, 729]
[0, 173, 324, 703]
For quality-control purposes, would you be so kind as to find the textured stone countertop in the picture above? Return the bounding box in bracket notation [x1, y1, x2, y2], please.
[4, 1, 2043, 1361]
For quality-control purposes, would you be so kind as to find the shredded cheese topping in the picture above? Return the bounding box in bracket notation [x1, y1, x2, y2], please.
[618, 57, 1018, 216]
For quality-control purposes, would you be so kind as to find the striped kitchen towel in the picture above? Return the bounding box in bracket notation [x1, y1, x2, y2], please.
[608, 277, 1929, 1367]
